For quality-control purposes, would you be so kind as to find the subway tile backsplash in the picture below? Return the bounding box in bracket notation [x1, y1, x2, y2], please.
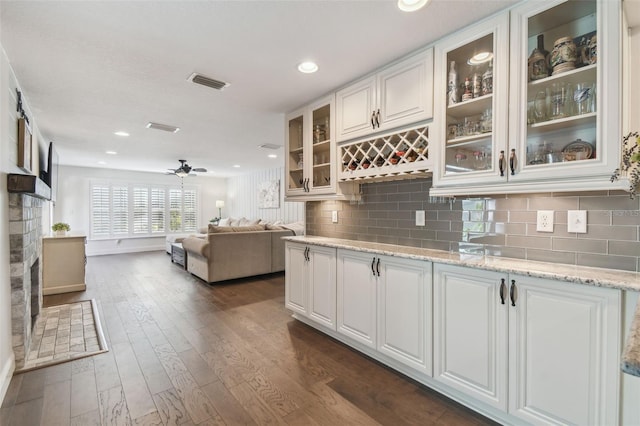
[306, 178, 640, 272]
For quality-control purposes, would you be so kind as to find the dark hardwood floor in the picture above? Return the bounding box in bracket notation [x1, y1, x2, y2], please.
[1, 251, 496, 425]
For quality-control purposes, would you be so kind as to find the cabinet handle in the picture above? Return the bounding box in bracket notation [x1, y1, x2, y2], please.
[305, 178, 310, 192]
[499, 150, 505, 177]
[371, 111, 376, 129]
[375, 109, 381, 128]
[305, 247, 310, 261]
[371, 257, 376, 276]
[376, 257, 381, 276]
[510, 149, 517, 176]
[499, 279, 506, 305]
[510, 280, 517, 306]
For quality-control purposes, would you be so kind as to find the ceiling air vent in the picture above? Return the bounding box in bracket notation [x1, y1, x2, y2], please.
[189, 73, 229, 91]
[146, 122, 180, 133]
[258, 143, 282, 150]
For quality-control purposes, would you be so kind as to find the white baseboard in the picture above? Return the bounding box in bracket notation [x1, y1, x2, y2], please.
[86, 246, 164, 256]
[0, 352, 15, 405]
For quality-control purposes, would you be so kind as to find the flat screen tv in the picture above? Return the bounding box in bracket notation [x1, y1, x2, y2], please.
[40, 141, 59, 203]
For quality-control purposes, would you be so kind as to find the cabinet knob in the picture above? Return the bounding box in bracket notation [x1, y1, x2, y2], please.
[499, 278, 506, 305]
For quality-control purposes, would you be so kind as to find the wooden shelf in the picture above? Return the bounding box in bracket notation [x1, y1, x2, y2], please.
[446, 132, 492, 147]
[528, 112, 596, 136]
[446, 94, 493, 118]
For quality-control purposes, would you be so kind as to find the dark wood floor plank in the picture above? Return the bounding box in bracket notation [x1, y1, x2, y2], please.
[15, 368, 45, 404]
[152, 388, 190, 426]
[112, 341, 157, 420]
[227, 381, 286, 426]
[133, 410, 163, 426]
[98, 385, 132, 426]
[41, 379, 71, 425]
[177, 349, 220, 387]
[200, 380, 257, 426]
[70, 408, 101, 426]
[70, 370, 98, 417]
[7, 396, 43, 426]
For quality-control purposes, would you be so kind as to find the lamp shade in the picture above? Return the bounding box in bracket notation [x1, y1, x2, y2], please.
[216, 200, 225, 208]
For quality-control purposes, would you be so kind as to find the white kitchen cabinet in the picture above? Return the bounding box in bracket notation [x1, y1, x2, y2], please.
[337, 249, 432, 373]
[376, 254, 432, 375]
[42, 235, 87, 295]
[336, 48, 433, 143]
[336, 249, 377, 348]
[434, 263, 621, 425]
[433, 265, 508, 410]
[285, 242, 337, 330]
[431, 0, 627, 196]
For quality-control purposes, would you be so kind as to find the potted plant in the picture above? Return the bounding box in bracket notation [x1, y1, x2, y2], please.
[52, 222, 70, 237]
[611, 131, 640, 199]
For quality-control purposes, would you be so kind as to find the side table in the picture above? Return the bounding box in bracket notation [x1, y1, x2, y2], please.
[171, 242, 187, 269]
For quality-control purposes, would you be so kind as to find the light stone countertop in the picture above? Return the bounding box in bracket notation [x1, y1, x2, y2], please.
[284, 235, 640, 377]
[284, 235, 640, 291]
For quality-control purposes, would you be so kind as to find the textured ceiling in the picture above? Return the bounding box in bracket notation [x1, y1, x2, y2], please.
[2, 0, 534, 177]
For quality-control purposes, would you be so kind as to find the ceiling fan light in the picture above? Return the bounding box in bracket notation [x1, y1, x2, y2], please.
[397, 0, 430, 12]
[175, 170, 188, 178]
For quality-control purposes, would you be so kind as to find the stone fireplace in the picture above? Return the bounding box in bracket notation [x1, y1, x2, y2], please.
[9, 192, 44, 369]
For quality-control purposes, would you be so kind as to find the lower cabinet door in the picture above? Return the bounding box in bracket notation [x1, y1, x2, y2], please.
[337, 249, 377, 348]
[308, 246, 337, 330]
[284, 242, 308, 315]
[508, 275, 621, 426]
[377, 255, 432, 375]
[433, 264, 508, 411]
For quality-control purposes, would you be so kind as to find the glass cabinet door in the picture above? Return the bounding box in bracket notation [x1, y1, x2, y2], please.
[311, 103, 331, 190]
[434, 12, 509, 188]
[521, 0, 597, 173]
[287, 113, 305, 192]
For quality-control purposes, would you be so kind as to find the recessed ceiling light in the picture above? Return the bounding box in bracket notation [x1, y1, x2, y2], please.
[114, 131, 129, 137]
[468, 52, 494, 65]
[97, 161, 107, 165]
[146, 122, 180, 133]
[298, 61, 318, 74]
[106, 151, 117, 155]
[397, 0, 431, 12]
[268, 154, 278, 159]
[233, 164, 240, 168]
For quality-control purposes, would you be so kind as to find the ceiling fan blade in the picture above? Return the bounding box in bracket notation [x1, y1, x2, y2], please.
[192, 168, 207, 172]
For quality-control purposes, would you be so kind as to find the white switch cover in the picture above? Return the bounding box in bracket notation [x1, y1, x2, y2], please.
[536, 210, 554, 232]
[416, 210, 425, 226]
[331, 210, 338, 223]
[567, 210, 587, 233]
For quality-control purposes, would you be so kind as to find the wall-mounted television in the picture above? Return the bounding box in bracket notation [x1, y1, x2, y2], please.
[40, 141, 59, 203]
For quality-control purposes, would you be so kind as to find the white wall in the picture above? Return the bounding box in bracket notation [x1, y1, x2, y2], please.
[226, 166, 304, 224]
[0, 45, 49, 402]
[56, 165, 227, 256]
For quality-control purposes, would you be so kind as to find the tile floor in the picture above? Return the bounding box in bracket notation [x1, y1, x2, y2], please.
[19, 300, 106, 372]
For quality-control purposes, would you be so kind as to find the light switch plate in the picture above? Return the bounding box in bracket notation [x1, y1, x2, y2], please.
[331, 210, 338, 223]
[536, 210, 554, 232]
[567, 210, 587, 233]
[416, 210, 425, 226]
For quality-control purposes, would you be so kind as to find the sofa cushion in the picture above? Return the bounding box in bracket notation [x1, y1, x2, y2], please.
[218, 217, 231, 226]
[181, 237, 209, 258]
[229, 217, 243, 226]
[239, 218, 261, 226]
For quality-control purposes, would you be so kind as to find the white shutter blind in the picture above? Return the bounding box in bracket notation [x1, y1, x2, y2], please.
[133, 187, 149, 234]
[151, 188, 165, 233]
[112, 186, 129, 234]
[183, 189, 197, 232]
[169, 189, 182, 232]
[91, 185, 110, 237]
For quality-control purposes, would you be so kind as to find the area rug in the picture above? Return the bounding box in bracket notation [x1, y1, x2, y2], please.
[16, 299, 108, 373]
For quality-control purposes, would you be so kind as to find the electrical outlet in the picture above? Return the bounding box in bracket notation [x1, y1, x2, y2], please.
[536, 210, 554, 232]
[331, 210, 338, 223]
[567, 210, 587, 233]
[416, 210, 425, 226]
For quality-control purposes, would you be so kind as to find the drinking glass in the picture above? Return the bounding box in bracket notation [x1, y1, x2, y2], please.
[549, 82, 568, 119]
[533, 90, 547, 122]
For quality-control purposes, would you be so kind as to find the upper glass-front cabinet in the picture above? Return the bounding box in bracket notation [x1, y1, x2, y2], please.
[509, 0, 620, 185]
[433, 12, 510, 187]
[432, 0, 623, 196]
[285, 95, 337, 198]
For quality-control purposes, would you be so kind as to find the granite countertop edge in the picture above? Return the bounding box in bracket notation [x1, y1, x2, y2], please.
[283, 235, 640, 292]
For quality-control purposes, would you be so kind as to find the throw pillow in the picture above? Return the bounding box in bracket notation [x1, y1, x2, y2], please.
[229, 217, 243, 227]
[239, 218, 261, 226]
[208, 224, 235, 233]
[218, 217, 231, 227]
[231, 224, 265, 232]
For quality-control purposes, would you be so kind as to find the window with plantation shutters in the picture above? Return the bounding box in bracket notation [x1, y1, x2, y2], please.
[151, 188, 165, 233]
[90, 182, 198, 239]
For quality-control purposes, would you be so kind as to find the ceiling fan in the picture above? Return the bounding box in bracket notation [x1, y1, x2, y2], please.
[166, 159, 207, 177]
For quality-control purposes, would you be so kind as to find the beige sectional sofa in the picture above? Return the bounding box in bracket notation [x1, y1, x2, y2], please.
[181, 224, 295, 284]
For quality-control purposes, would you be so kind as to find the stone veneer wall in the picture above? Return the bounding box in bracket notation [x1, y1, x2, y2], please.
[8, 193, 43, 368]
[306, 178, 640, 272]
